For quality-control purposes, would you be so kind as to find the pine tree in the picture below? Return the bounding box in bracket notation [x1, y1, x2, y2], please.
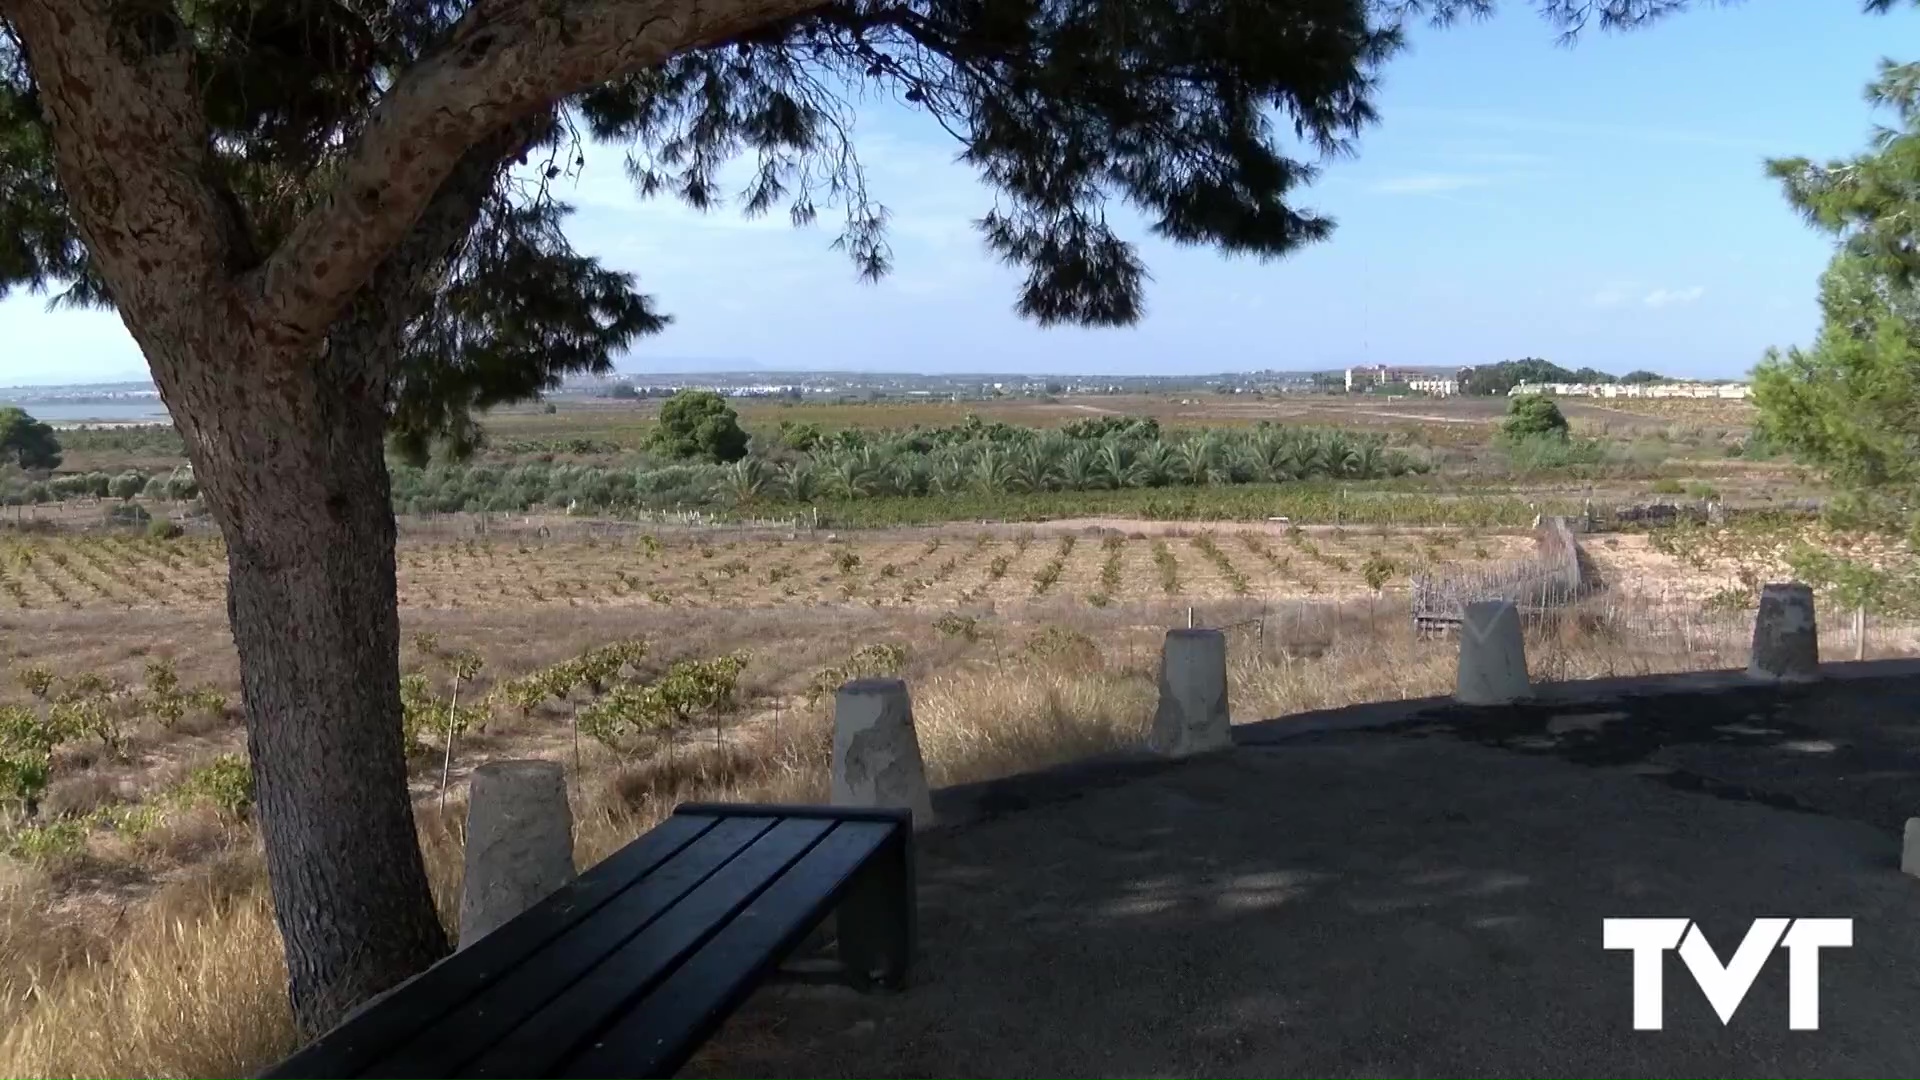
[1755, 61, 1920, 494]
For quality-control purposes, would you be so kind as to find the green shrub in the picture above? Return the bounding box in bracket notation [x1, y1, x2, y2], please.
[1152, 540, 1179, 594]
[1650, 478, 1685, 495]
[1504, 434, 1604, 472]
[934, 613, 982, 641]
[15, 665, 53, 699]
[5, 818, 89, 862]
[147, 517, 184, 540]
[806, 643, 909, 704]
[1502, 395, 1569, 440]
[0, 704, 56, 814]
[172, 754, 255, 819]
[108, 471, 147, 501]
[579, 653, 749, 749]
[1361, 552, 1398, 592]
[104, 502, 151, 527]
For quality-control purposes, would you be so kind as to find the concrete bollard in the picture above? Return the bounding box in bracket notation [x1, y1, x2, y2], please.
[459, 760, 575, 949]
[1749, 582, 1820, 682]
[1455, 600, 1532, 705]
[833, 678, 935, 828]
[1903, 819, 1920, 879]
[1148, 628, 1233, 758]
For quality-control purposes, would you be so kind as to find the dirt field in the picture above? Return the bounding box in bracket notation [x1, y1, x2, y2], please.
[0, 519, 1770, 614]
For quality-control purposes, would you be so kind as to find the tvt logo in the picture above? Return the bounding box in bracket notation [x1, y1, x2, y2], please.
[1603, 918, 1852, 1031]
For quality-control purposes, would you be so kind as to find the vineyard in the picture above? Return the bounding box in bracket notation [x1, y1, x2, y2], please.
[0, 524, 1555, 612]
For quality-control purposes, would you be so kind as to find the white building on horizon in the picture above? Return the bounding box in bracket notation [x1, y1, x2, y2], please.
[1508, 381, 1750, 400]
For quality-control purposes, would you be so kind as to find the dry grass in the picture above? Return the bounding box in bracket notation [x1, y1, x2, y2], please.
[1, 516, 1913, 1078]
[0, 648, 1155, 1077]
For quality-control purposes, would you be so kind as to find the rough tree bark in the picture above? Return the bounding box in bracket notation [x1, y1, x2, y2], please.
[178, 329, 449, 1031]
[155, 131, 530, 1033]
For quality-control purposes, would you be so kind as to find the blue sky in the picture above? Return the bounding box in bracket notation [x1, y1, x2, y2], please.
[2, 2, 1915, 385]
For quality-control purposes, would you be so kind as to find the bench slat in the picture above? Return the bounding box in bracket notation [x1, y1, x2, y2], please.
[457, 816, 838, 1078]
[260, 811, 720, 1080]
[559, 819, 899, 1079]
[369, 814, 781, 1078]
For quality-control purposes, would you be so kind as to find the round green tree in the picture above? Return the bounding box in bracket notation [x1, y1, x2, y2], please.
[1502, 395, 1570, 440]
[0, 407, 61, 470]
[651, 391, 749, 463]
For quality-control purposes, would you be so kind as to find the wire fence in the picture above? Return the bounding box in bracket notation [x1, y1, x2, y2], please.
[1409, 516, 1585, 630]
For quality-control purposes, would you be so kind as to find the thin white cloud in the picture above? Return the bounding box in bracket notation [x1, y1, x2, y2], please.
[1643, 286, 1706, 308]
[1368, 173, 1493, 195]
[1588, 283, 1636, 308]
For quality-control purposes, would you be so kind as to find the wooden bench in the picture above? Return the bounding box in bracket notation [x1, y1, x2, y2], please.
[261, 803, 915, 1079]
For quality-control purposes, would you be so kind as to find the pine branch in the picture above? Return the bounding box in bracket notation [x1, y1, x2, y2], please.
[251, 0, 832, 352]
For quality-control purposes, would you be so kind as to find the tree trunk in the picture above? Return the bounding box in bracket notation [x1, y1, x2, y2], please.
[166, 327, 448, 1037]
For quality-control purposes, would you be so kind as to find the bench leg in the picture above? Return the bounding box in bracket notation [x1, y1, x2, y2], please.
[834, 831, 915, 992]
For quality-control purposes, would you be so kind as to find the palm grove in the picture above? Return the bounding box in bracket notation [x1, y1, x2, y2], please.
[0, 0, 1907, 1040]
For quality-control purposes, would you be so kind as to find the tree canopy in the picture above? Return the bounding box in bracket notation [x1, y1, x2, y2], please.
[1502, 394, 1569, 440]
[1754, 61, 1920, 494]
[651, 390, 750, 462]
[0, 406, 60, 469]
[1458, 358, 1676, 396]
[1463, 359, 1574, 395]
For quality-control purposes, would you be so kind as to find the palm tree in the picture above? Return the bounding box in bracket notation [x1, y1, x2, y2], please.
[1016, 436, 1067, 492]
[720, 457, 771, 505]
[1348, 440, 1386, 479]
[780, 461, 821, 502]
[821, 451, 873, 500]
[1173, 435, 1224, 486]
[1095, 439, 1137, 489]
[1061, 443, 1102, 491]
[1134, 440, 1175, 488]
[970, 447, 1014, 494]
[927, 448, 970, 495]
[1236, 429, 1296, 483]
[890, 453, 931, 497]
[1294, 437, 1330, 480]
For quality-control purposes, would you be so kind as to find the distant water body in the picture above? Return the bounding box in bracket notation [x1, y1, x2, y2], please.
[2, 401, 172, 424]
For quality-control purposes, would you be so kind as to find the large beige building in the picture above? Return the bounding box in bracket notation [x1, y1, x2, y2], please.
[1345, 365, 1460, 394]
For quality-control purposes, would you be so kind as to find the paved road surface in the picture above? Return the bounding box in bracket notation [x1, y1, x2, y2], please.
[689, 677, 1920, 1078]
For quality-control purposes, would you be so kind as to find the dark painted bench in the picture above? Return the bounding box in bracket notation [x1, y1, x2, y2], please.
[261, 802, 915, 1079]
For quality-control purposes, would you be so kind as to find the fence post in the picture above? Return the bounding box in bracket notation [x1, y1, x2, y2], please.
[1749, 582, 1819, 681]
[1855, 604, 1867, 662]
[1148, 629, 1232, 758]
[1456, 600, 1531, 705]
[460, 761, 575, 949]
[832, 678, 935, 828]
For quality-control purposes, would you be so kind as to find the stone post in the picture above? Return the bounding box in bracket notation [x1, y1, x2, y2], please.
[1148, 628, 1232, 758]
[833, 678, 935, 828]
[459, 760, 575, 949]
[1749, 582, 1819, 682]
[1456, 600, 1532, 705]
